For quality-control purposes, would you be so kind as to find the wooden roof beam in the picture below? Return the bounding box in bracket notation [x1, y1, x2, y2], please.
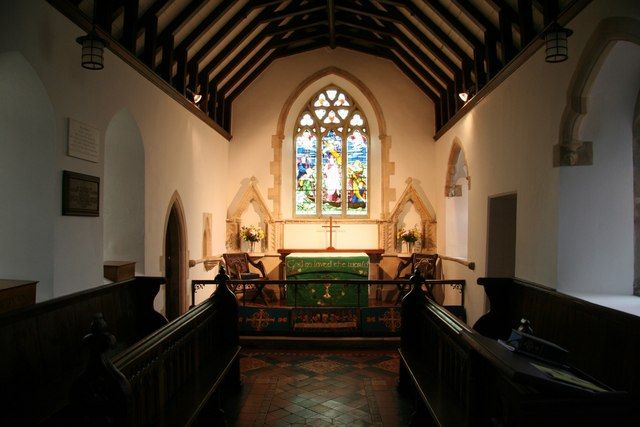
[175, 0, 237, 53]
[155, 0, 208, 48]
[328, 0, 336, 49]
[262, 15, 326, 37]
[258, 5, 326, 24]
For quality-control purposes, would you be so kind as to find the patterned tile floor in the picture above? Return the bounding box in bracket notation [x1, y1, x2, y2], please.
[223, 349, 412, 426]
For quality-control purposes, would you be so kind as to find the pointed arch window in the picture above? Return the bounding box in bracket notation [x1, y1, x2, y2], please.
[294, 86, 369, 217]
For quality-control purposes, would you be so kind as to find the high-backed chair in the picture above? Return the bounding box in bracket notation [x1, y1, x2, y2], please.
[392, 253, 444, 304]
[222, 252, 270, 304]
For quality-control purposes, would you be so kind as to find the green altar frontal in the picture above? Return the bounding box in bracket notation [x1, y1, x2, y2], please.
[285, 252, 369, 307]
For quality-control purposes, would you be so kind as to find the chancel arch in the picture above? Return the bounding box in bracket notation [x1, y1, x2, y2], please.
[103, 108, 145, 275]
[162, 191, 188, 320]
[557, 30, 640, 296]
[444, 139, 470, 259]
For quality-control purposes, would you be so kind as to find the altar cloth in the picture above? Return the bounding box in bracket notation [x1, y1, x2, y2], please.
[285, 252, 369, 307]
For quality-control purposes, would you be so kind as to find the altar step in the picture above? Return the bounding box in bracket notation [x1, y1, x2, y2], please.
[240, 335, 400, 350]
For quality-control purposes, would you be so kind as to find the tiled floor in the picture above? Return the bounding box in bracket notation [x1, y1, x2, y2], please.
[224, 349, 412, 426]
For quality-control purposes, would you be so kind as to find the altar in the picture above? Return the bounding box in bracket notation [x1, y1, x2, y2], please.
[282, 252, 371, 307]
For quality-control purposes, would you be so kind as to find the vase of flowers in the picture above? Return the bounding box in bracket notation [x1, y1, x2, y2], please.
[240, 224, 265, 253]
[397, 225, 420, 253]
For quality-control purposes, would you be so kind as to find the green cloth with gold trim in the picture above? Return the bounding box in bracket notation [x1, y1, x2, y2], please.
[285, 252, 369, 307]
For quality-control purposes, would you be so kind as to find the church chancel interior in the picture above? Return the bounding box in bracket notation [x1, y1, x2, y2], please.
[1, 0, 640, 425]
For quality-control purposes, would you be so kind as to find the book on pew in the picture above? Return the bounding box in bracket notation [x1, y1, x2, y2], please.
[240, 272, 260, 280]
[499, 329, 569, 365]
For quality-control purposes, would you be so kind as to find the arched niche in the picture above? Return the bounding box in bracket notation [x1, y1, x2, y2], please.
[227, 177, 274, 253]
[0, 51, 55, 301]
[103, 108, 145, 274]
[557, 37, 640, 296]
[387, 178, 437, 254]
[444, 139, 470, 259]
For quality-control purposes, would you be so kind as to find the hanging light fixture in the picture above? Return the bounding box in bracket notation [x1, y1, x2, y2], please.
[542, 22, 573, 63]
[76, 30, 107, 70]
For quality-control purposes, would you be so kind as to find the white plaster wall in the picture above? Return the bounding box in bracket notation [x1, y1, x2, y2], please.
[0, 51, 56, 301]
[434, 0, 640, 325]
[230, 48, 436, 246]
[104, 109, 145, 276]
[0, 0, 229, 298]
[558, 41, 640, 294]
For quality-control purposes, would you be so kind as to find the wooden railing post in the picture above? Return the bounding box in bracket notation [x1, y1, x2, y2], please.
[70, 313, 133, 426]
[399, 269, 425, 394]
[212, 265, 242, 392]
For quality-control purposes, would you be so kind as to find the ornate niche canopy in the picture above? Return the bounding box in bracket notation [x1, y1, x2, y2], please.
[227, 177, 276, 253]
[386, 178, 437, 254]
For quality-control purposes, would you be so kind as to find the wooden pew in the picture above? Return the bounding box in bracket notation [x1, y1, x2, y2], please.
[398, 273, 634, 426]
[0, 276, 166, 426]
[477, 277, 640, 405]
[70, 266, 241, 427]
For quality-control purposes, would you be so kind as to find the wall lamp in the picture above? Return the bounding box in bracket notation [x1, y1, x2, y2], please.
[187, 88, 203, 104]
[458, 85, 475, 103]
[542, 22, 573, 63]
[76, 30, 107, 70]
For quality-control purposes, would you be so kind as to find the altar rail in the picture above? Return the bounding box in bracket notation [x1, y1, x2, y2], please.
[192, 278, 465, 308]
[192, 276, 465, 336]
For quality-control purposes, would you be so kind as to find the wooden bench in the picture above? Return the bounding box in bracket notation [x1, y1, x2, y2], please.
[477, 277, 640, 404]
[0, 276, 166, 426]
[398, 273, 635, 426]
[70, 266, 241, 426]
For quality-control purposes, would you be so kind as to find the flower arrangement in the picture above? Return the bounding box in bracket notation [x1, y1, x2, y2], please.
[397, 226, 420, 243]
[240, 225, 265, 243]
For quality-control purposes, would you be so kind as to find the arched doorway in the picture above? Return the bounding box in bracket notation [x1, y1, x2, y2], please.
[164, 194, 187, 320]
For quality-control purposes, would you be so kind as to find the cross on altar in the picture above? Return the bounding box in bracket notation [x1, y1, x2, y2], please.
[321, 217, 340, 250]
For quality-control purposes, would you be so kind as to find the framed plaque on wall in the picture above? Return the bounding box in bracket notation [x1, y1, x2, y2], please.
[62, 170, 100, 216]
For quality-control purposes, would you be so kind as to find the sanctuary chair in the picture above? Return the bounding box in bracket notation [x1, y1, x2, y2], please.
[392, 253, 444, 304]
[222, 252, 272, 304]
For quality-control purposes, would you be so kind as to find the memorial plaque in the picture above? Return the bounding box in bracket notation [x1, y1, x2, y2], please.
[62, 170, 100, 216]
[68, 118, 100, 163]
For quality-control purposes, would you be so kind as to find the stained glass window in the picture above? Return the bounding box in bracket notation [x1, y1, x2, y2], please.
[295, 87, 368, 217]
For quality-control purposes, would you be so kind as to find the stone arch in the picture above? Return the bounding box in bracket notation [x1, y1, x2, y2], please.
[0, 51, 55, 300]
[269, 67, 394, 220]
[104, 108, 145, 274]
[226, 176, 275, 252]
[162, 191, 188, 318]
[556, 36, 640, 295]
[555, 17, 640, 166]
[444, 138, 470, 197]
[387, 178, 437, 254]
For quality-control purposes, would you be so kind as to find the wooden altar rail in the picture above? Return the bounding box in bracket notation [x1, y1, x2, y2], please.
[192, 277, 465, 308]
[399, 274, 634, 426]
[439, 254, 476, 270]
[72, 267, 241, 426]
[0, 276, 167, 426]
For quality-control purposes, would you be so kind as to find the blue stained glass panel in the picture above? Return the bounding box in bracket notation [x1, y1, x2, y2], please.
[346, 131, 368, 215]
[295, 131, 317, 215]
[321, 131, 343, 214]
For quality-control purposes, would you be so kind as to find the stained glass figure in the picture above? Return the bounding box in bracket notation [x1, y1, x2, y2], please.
[322, 131, 343, 215]
[295, 131, 317, 215]
[347, 131, 368, 215]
